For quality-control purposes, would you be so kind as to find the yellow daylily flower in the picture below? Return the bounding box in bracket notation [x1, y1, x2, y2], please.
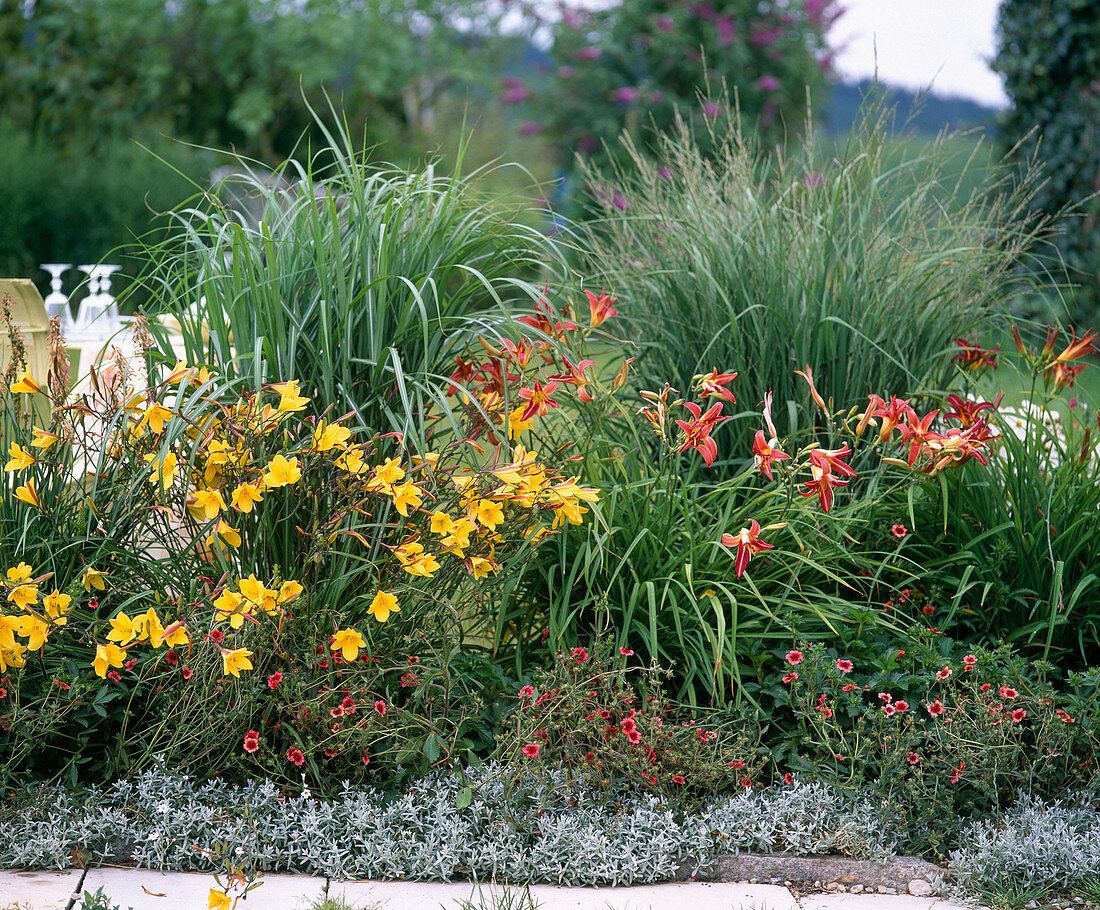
[5, 443, 35, 472]
[92, 642, 126, 678]
[331, 627, 365, 661]
[206, 520, 242, 548]
[14, 479, 39, 508]
[231, 481, 264, 513]
[29, 427, 60, 451]
[390, 480, 423, 517]
[428, 511, 454, 535]
[166, 360, 194, 385]
[261, 454, 301, 488]
[159, 621, 189, 648]
[9, 371, 42, 394]
[472, 499, 505, 530]
[312, 420, 351, 452]
[106, 611, 138, 646]
[271, 380, 310, 413]
[335, 445, 368, 475]
[220, 646, 253, 678]
[145, 451, 179, 492]
[213, 590, 250, 629]
[367, 590, 400, 623]
[141, 402, 173, 435]
[8, 584, 38, 609]
[15, 615, 50, 650]
[43, 590, 72, 625]
[469, 557, 496, 580]
[83, 567, 106, 592]
[208, 888, 232, 910]
[277, 580, 304, 604]
[138, 607, 165, 648]
[6, 562, 33, 584]
[189, 487, 226, 521]
[0, 640, 27, 672]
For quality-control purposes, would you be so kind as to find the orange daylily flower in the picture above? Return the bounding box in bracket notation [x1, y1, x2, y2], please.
[751, 430, 790, 481]
[586, 288, 619, 327]
[697, 369, 737, 404]
[675, 401, 731, 467]
[517, 380, 560, 421]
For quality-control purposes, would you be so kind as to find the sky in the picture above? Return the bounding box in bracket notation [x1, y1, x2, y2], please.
[831, 0, 1008, 108]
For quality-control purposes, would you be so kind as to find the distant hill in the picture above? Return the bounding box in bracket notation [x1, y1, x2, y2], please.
[822, 79, 999, 136]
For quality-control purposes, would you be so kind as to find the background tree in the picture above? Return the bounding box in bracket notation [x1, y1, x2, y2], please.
[993, 0, 1100, 324]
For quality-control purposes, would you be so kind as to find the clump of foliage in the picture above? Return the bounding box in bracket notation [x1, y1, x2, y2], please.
[993, 0, 1100, 324]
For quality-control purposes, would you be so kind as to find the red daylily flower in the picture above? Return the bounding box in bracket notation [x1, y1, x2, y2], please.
[896, 409, 940, 467]
[752, 429, 791, 480]
[952, 338, 999, 372]
[720, 519, 775, 577]
[870, 395, 915, 443]
[586, 289, 619, 327]
[697, 368, 737, 403]
[944, 393, 999, 428]
[675, 401, 731, 466]
[548, 355, 597, 402]
[518, 380, 560, 420]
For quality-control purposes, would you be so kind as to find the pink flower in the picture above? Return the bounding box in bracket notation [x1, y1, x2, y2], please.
[267, 672, 283, 689]
[619, 646, 634, 656]
[243, 731, 260, 754]
[286, 747, 305, 767]
[891, 524, 908, 539]
[575, 45, 601, 60]
[927, 700, 945, 717]
[842, 683, 857, 692]
[702, 101, 720, 118]
[785, 650, 803, 665]
[522, 743, 540, 758]
[180, 667, 193, 680]
[936, 666, 952, 680]
[893, 700, 909, 712]
[907, 752, 921, 765]
[1011, 708, 1027, 723]
[782, 672, 798, 684]
[878, 692, 893, 704]
[672, 774, 686, 784]
[571, 647, 589, 663]
[625, 729, 642, 744]
[999, 686, 1018, 699]
[963, 654, 978, 671]
[756, 75, 781, 92]
[836, 659, 853, 673]
[374, 699, 387, 716]
[517, 685, 535, 700]
[882, 703, 896, 717]
[612, 86, 641, 104]
[362, 750, 370, 765]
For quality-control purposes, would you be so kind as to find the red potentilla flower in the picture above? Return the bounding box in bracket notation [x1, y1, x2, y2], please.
[267, 672, 283, 689]
[571, 647, 589, 663]
[882, 703, 896, 717]
[517, 685, 535, 700]
[243, 731, 260, 753]
[1056, 709, 1076, 724]
[739, 777, 752, 788]
[584, 751, 596, 762]
[728, 759, 745, 769]
[625, 729, 642, 744]
[340, 696, 357, 714]
[878, 692, 893, 704]
[936, 666, 952, 680]
[286, 747, 305, 767]
[330, 706, 344, 718]
[672, 774, 686, 785]
[785, 650, 803, 665]
[323, 748, 339, 759]
[107, 670, 121, 682]
[400, 672, 419, 687]
[836, 659, 854, 673]
[927, 700, 945, 716]
[361, 750, 371, 765]
[907, 752, 921, 765]
[522, 743, 540, 758]
[1011, 708, 1027, 723]
[963, 654, 977, 668]
[980, 682, 991, 692]
[783, 773, 794, 785]
[949, 761, 965, 784]
[164, 650, 179, 666]
[1000, 686, 1018, 700]
[782, 672, 798, 684]
[0, 687, 6, 698]
[374, 700, 387, 717]
[894, 700, 909, 712]
[180, 666, 193, 680]
[891, 524, 909, 539]
[124, 658, 136, 672]
[317, 659, 330, 669]
[619, 646, 634, 656]
[208, 629, 224, 643]
[842, 683, 857, 692]
[922, 605, 935, 615]
[620, 718, 637, 735]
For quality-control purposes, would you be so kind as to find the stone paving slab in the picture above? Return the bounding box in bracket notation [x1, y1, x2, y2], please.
[329, 880, 801, 910]
[0, 870, 83, 910]
[797, 894, 970, 910]
[77, 869, 325, 909]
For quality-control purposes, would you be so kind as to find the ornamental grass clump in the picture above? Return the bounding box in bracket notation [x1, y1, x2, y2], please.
[579, 106, 1043, 423]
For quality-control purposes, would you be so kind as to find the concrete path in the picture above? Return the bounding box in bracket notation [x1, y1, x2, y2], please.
[0, 868, 975, 910]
